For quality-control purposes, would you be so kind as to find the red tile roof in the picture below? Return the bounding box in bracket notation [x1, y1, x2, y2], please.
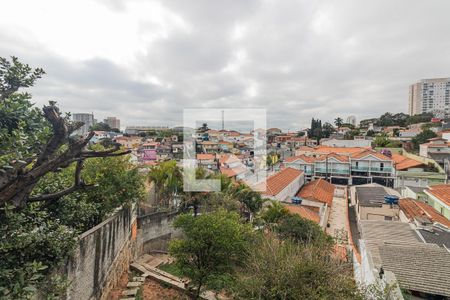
[197, 154, 215, 160]
[426, 184, 450, 207]
[391, 153, 425, 170]
[350, 149, 391, 160]
[399, 198, 450, 228]
[262, 168, 303, 196]
[220, 166, 247, 178]
[284, 204, 320, 223]
[315, 153, 349, 163]
[284, 154, 316, 163]
[297, 178, 335, 206]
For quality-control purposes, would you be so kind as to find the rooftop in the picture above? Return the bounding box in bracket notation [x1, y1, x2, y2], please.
[399, 198, 450, 228]
[417, 226, 450, 248]
[284, 204, 320, 223]
[391, 153, 425, 170]
[297, 178, 335, 206]
[359, 220, 421, 268]
[380, 243, 450, 297]
[425, 184, 450, 207]
[261, 167, 303, 196]
[355, 184, 400, 207]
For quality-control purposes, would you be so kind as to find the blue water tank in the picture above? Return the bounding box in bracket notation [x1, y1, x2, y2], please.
[384, 195, 399, 205]
[292, 197, 302, 204]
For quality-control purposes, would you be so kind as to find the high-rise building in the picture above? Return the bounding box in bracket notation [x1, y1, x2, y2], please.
[346, 115, 357, 126]
[72, 113, 95, 136]
[408, 78, 450, 118]
[104, 116, 121, 130]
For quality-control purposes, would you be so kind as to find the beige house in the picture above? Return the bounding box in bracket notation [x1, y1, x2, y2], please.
[351, 183, 400, 221]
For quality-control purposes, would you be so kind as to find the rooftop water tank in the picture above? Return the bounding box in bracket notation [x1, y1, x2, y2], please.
[291, 197, 302, 204]
[384, 195, 399, 205]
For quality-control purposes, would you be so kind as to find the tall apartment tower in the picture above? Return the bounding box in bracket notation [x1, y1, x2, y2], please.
[72, 113, 95, 136]
[408, 78, 450, 118]
[104, 116, 121, 130]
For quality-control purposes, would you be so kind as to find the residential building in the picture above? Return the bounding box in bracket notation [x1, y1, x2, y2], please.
[104, 116, 120, 130]
[357, 220, 450, 299]
[114, 136, 142, 149]
[259, 168, 304, 202]
[419, 137, 450, 164]
[346, 115, 356, 126]
[124, 126, 170, 135]
[399, 198, 450, 228]
[197, 154, 217, 170]
[392, 152, 447, 188]
[351, 184, 400, 221]
[401, 186, 428, 201]
[284, 204, 321, 224]
[409, 77, 450, 117]
[72, 113, 95, 136]
[286, 147, 395, 187]
[424, 184, 450, 220]
[320, 138, 372, 148]
[294, 178, 335, 228]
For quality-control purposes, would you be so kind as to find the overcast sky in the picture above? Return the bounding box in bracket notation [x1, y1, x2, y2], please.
[1, 0, 450, 130]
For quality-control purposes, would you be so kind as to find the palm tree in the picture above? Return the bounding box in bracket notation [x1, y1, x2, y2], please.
[148, 161, 182, 207]
[231, 183, 264, 221]
[334, 117, 344, 128]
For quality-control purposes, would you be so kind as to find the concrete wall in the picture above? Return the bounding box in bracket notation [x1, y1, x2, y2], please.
[64, 207, 137, 300]
[137, 211, 181, 254]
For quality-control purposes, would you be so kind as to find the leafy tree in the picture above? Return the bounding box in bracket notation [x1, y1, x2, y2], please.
[373, 135, 390, 147]
[366, 129, 375, 137]
[0, 56, 129, 207]
[229, 183, 264, 219]
[277, 214, 333, 247]
[233, 232, 360, 300]
[344, 129, 361, 140]
[334, 117, 344, 128]
[308, 118, 323, 141]
[412, 129, 437, 150]
[321, 122, 335, 138]
[169, 210, 252, 298]
[89, 122, 119, 132]
[261, 200, 289, 224]
[148, 160, 182, 208]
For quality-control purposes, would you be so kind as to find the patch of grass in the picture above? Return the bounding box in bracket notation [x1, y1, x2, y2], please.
[158, 262, 184, 278]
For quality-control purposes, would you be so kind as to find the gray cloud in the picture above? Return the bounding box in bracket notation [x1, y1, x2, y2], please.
[1, 0, 450, 130]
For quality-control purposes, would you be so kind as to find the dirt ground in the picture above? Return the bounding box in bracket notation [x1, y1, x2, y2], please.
[107, 270, 130, 300]
[141, 278, 191, 300]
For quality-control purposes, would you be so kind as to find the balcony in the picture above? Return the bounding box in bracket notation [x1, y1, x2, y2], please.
[370, 167, 392, 173]
[314, 168, 350, 176]
[352, 166, 369, 172]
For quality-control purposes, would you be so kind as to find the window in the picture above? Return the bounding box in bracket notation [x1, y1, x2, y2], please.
[380, 162, 384, 170]
[384, 216, 393, 221]
[441, 207, 445, 215]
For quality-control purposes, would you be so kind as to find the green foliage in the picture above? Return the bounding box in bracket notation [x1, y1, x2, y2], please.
[308, 118, 323, 141]
[169, 210, 252, 298]
[0, 57, 50, 168]
[233, 233, 360, 300]
[412, 129, 437, 150]
[373, 134, 390, 147]
[261, 201, 289, 223]
[277, 214, 333, 247]
[360, 112, 432, 128]
[334, 117, 344, 128]
[321, 122, 335, 139]
[344, 129, 361, 140]
[148, 160, 182, 207]
[0, 205, 77, 299]
[366, 129, 375, 137]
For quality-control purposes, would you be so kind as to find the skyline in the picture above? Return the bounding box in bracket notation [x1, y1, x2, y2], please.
[1, 0, 450, 129]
